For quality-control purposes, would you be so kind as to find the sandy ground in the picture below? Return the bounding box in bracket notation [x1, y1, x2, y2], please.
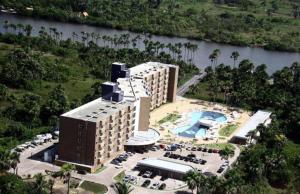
[150, 96, 251, 145]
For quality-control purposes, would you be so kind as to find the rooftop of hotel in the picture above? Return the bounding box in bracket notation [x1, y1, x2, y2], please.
[117, 77, 149, 101]
[130, 62, 172, 78]
[61, 97, 132, 122]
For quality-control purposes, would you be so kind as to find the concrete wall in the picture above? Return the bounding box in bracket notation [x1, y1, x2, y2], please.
[167, 66, 179, 102]
[58, 116, 97, 166]
[138, 96, 151, 131]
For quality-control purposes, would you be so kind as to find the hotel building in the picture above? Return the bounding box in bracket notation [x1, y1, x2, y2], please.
[57, 62, 179, 172]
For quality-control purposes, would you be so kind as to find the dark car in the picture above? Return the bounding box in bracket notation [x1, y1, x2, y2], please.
[138, 170, 146, 176]
[187, 153, 196, 158]
[164, 152, 171, 157]
[173, 154, 180, 159]
[201, 160, 207, 165]
[191, 147, 197, 151]
[208, 148, 213, 153]
[202, 147, 208, 152]
[159, 183, 166, 190]
[197, 147, 202, 151]
[142, 180, 151, 187]
[217, 167, 224, 173]
[179, 156, 185, 160]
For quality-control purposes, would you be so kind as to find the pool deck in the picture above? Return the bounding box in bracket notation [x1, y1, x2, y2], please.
[150, 96, 251, 144]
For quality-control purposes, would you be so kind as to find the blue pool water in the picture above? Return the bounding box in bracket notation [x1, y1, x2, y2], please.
[172, 111, 227, 138]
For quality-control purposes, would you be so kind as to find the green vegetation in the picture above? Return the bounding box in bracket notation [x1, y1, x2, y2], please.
[114, 182, 134, 194]
[219, 124, 238, 137]
[80, 181, 108, 194]
[158, 113, 181, 124]
[114, 170, 125, 182]
[1, 0, 300, 51]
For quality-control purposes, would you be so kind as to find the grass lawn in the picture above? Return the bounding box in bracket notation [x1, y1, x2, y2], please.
[219, 124, 238, 137]
[80, 181, 108, 194]
[113, 170, 125, 182]
[158, 113, 181, 124]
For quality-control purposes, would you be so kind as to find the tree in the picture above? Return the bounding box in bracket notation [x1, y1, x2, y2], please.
[219, 146, 235, 160]
[10, 152, 20, 175]
[60, 163, 75, 194]
[21, 93, 41, 124]
[183, 170, 200, 193]
[48, 179, 55, 194]
[41, 85, 69, 123]
[230, 51, 239, 68]
[0, 83, 8, 100]
[114, 182, 134, 194]
[32, 173, 49, 194]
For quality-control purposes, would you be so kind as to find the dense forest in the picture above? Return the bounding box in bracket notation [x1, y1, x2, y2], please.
[185, 57, 300, 193]
[1, 0, 300, 52]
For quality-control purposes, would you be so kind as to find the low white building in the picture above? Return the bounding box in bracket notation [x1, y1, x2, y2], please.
[231, 110, 272, 144]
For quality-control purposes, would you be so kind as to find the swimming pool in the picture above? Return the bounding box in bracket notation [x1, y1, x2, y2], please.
[171, 111, 227, 138]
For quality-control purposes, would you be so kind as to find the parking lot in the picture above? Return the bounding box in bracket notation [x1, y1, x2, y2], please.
[107, 143, 238, 192]
[14, 140, 239, 194]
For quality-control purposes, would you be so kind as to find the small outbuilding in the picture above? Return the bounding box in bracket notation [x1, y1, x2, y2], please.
[137, 158, 194, 180]
[231, 110, 271, 144]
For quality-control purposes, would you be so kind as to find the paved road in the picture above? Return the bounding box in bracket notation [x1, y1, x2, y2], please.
[177, 72, 206, 96]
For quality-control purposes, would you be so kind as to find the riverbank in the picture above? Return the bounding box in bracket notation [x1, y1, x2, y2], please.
[1, 13, 300, 75]
[1, 0, 300, 53]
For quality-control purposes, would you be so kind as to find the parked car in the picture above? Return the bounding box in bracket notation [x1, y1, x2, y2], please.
[151, 147, 157, 151]
[186, 146, 191, 151]
[217, 167, 225, 173]
[187, 153, 196, 158]
[164, 152, 171, 157]
[142, 171, 152, 178]
[179, 156, 185, 160]
[123, 175, 131, 183]
[191, 147, 197, 151]
[138, 170, 146, 176]
[142, 180, 151, 187]
[197, 147, 202, 151]
[200, 160, 207, 165]
[159, 144, 165, 149]
[159, 183, 166, 190]
[208, 148, 213, 153]
[130, 176, 137, 184]
[150, 182, 160, 189]
[212, 149, 219, 153]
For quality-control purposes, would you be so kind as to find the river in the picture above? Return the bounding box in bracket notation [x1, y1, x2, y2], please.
[1, 13, 300, 74]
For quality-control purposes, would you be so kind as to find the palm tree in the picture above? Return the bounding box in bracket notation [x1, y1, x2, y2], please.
[10, 151, 20, 175]
[32, 173, 49, 194]
[60, 163, 75, 194]
[230, 51, 240, 68]
[183, 170, 201, 193]
[114, 182, 133, 194]
[48, 178, 55, 194]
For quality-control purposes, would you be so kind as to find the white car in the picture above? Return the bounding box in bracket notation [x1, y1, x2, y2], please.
[150, 182, 160, 189]
[142, 171, 152, 178]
